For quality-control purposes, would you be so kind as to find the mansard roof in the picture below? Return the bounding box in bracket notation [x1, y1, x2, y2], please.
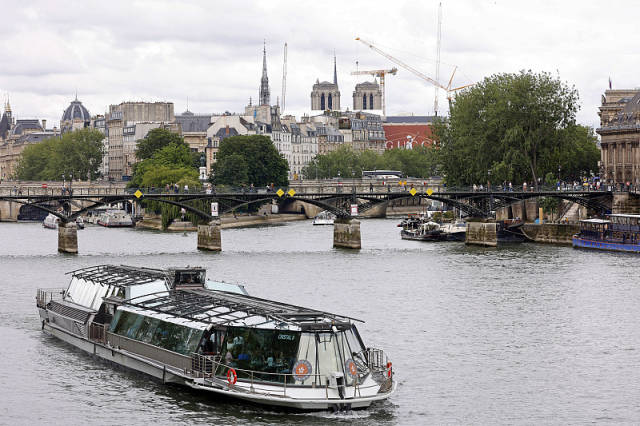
[175, 112, 211, 132]
[11, 119, 43, 135]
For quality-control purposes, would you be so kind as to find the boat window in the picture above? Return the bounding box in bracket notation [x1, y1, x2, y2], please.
[221, 327, 300, 383]
[296, 333, 318, 385]
[110, 310, 203, 355]
[315, 332, 341, 384]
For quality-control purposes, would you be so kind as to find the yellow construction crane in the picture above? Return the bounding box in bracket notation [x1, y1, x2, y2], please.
[355, 37, 474, 113]
[350, 67, 397, 116]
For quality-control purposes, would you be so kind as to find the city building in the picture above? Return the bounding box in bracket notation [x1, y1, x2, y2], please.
[597, 89, 640, 186]
[310, 55, 341, 111]
[353, 80, 382, 111]
[383, 115, 436, 149]
[0, 100, 59, 180]
[60, 96, 91, 134]
[106, 101, 175, 180]
[175, 110, 211, 153]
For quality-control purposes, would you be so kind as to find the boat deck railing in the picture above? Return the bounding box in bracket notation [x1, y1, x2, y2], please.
[189, 352, 384, 398]
[36, 288, 65, 309]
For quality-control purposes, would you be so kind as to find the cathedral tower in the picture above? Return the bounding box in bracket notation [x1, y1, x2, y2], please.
[259, 41, 270, 106]
[311, 53, 341, 111]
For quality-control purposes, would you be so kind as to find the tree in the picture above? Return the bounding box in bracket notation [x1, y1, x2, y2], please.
[130, 142, 200, 188]
[16, 128, 104, 180]
[212, 135, 288, 187]
[301, 145, 439, 179]
[214, 154, 249, 186]
[135, 128, 186, 160]
[435, 70, 585, 188]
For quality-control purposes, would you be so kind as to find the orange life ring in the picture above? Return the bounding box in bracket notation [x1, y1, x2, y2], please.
[227, 368, 237, 385]
[386, 361, 393, 378]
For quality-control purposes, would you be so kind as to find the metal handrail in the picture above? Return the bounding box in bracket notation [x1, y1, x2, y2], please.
[189, 352, 378, 396]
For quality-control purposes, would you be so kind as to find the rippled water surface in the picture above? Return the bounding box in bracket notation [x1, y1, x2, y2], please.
[1, 220, 640, 424]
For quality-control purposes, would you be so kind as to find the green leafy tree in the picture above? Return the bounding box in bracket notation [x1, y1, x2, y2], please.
[130, 142, 199, 188]
[135, 128, 186, 160]
[212, 135, 288, 186]
[301, 145, 439, 179]
[16, 128, 104, 180]
[435, 70, 588, 188]
[214, 154, 249, 186]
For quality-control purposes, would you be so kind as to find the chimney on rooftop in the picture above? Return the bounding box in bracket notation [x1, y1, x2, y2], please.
[225, 125, 229, 135]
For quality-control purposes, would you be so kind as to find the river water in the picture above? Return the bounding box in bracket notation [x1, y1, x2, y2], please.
[1, 219, 639, 425]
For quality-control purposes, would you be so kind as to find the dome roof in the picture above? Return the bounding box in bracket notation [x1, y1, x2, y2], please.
[62, 98, 91, 122]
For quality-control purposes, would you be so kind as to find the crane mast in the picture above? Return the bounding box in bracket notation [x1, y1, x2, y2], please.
[281, 43, 288, 112]
[434, 2, 442, 116]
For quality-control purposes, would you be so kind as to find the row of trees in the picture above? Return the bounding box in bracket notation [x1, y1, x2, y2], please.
[16, 128, 104, 180]
[302, 145, 439, 179]
[303, 71, 599, 187]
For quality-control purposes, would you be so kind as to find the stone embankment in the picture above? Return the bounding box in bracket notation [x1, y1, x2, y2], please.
[521, 223, 579, 245]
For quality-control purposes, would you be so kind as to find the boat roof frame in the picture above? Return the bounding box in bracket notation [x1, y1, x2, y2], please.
[121, 288, 362, 329]
[66, 265, 170, 287]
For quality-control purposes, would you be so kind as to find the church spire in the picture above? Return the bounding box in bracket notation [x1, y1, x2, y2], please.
[333, 51, 337, 86]
[259, 40, 270, 106]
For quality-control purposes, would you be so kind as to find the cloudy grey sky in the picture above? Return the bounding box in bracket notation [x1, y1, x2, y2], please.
[0, 0, 636, 129]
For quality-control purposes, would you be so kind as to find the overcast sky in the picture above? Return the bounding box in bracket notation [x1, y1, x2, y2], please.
[0, 0, 637, 130]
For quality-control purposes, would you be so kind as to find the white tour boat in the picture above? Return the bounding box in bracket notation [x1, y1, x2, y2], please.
[97, 210, 134, 227]
[43, 213, 85, 230]
[43, 213, 60, 229]
[36, 265, 396, 411]
[313, 211, 336, 225]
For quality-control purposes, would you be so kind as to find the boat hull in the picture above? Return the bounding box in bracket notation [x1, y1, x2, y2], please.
[572, 236, 640, 253]
[400, 231, 445, 241]
[97, 221, 134, 228]
[40, 321, 393, 411]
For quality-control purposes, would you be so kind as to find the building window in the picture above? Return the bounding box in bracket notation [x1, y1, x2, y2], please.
[328, 94, 333, 110]
[370, 94, 374, 109]
[362, 94, 367, 110]
[321, 93, 325, 110]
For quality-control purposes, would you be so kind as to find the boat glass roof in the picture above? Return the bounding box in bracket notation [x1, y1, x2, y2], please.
[121, 288, 361, 329]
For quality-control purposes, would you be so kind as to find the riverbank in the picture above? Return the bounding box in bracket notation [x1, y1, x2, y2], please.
[136, 213, 308, 231]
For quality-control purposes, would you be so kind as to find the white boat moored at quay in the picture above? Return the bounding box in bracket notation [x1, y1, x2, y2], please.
[97, 210, 134, 227]
[313, 210, 336, 225]
[36, 265, 395, 411]
[43, 213, 84, 229]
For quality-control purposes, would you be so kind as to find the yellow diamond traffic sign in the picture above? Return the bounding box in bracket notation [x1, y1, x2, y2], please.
[276, 189, 285, 197]
[409, 188, 417, 196]
[134, 190, 143, 198]
[287, 189, 296, 197]
[427, 188, 433, 196]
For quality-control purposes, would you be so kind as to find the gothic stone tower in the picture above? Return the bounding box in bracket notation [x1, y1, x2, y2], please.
[353, 80, 382, 110]
[311, 55, 341, 111]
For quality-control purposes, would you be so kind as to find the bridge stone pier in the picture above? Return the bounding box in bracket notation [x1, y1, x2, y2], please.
[197, 220, 222, 251]
[333, 218, 361, 249]
[58, 221, 78, 254]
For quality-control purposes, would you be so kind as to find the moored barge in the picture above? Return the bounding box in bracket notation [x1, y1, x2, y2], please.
[36, 265, 395, 411]
[572, 214, 640, 253]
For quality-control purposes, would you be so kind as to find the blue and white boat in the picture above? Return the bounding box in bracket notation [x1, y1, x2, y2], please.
[572, 214, 640, 253]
